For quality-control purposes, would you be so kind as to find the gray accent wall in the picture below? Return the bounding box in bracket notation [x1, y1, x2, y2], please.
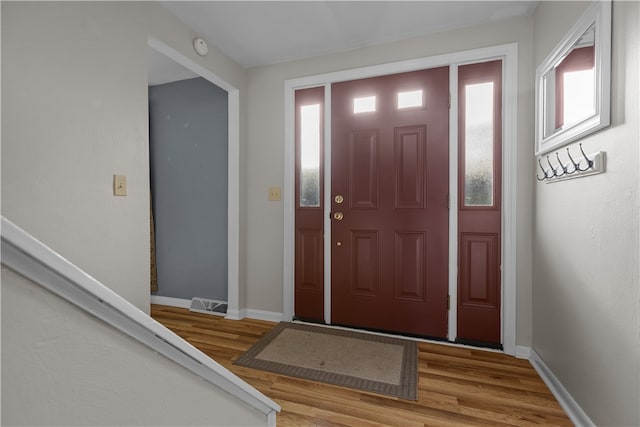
[149, 77, 228, 301]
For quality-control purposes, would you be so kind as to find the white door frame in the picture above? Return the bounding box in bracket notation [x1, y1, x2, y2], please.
[147, 37, 241, 318]
[283, 43, 518, 355]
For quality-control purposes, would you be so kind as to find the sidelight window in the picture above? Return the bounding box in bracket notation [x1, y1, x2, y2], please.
[299, 103, 321, 207]
[295, 86, 324, 209]
[463, 82, 494, 207]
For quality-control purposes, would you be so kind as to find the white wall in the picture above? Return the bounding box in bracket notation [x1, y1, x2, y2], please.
[532, 1, 640, 425]
[1, 1, 247, 313]
[1, 266, 266, 426]
[245, 15, 535, 345]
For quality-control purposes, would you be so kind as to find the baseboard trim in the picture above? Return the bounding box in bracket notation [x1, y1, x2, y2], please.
[515, 345, 531, 359]
[225, 308, 243, 320]
[529, 349, 595, 427]
[246, 309, 284, 323]
[225, 308, 283, 322]
[150, 295, 191, 309]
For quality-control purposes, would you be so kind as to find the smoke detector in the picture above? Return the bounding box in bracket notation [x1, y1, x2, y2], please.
[193, 37, 208, 57]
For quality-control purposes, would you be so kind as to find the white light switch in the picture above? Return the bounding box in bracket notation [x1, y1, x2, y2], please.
[114, 175, 127, 196]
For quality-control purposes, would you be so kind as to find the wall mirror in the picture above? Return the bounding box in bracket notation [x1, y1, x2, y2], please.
[535, 0, 611, 155]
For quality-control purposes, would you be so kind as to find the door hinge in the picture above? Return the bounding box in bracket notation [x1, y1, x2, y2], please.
[447, 295, 450, 310]
[448, 93, 451, 109]
[447, 194, 450, 209]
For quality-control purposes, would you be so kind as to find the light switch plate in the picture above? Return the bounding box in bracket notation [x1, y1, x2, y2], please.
[268, 187, 281, 201]
[114, 175, 127, 196]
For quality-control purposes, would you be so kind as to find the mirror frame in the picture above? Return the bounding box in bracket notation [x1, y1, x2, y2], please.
[535, 0, 611, 155]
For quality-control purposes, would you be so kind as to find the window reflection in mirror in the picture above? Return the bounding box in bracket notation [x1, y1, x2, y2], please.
[543, 24, 596, 138]
[544, 25, 596, 137]
[535, 0, 610, 155]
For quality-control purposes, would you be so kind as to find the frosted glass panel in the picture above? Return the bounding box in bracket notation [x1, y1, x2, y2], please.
[300, 104, 321, 207]
[464, 82, 494, 207]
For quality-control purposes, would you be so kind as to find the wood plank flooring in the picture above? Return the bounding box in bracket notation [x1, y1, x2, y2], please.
[151, 305, 571, 426]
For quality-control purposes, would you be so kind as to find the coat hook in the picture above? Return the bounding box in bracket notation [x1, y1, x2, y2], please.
[565, 147, 578, 174]
[578, 143, 594, 171]
[537, 145, 601, 183]
[546, 155, 558, 177]
[536, 158, 549, 181]
[555, 152, 568, 176]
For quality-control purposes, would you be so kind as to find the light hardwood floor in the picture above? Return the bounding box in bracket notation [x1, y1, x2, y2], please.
[151, 305, 571, 426]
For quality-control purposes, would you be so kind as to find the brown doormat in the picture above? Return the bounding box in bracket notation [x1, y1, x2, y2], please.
[234, 322, 418, 400]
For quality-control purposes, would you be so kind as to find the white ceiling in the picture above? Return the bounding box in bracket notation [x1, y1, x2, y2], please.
[161, 1, 538, 69]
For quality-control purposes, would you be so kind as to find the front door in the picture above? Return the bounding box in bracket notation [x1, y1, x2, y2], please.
[330, 67, 450, 338]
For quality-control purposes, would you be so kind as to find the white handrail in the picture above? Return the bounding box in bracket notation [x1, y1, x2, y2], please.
[0, 216, 280, 424]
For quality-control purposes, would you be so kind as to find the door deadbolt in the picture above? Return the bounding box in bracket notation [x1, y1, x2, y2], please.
[333, 212, 344, 221]
[334, 195, 344, 204]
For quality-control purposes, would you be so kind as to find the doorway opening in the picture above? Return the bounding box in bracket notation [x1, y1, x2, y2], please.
[147, 38, 241, 318]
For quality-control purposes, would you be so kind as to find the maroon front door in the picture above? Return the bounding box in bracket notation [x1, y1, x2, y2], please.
[330, 67, 450, 338]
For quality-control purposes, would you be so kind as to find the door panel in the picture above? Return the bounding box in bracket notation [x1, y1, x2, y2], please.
[457, 60, 502, 346]
[331, 67, 449, 338]
[394, 232, 426, 302]
[295, 228, 324, 290]
[459, 232, 499, 308]
[350, 130, 379, 209]
[350, 230, 379, 296]
[394, 126, 426, 209]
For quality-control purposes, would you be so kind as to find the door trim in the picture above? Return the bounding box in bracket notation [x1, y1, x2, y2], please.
[147, 38, 241, 319]
[284, 43, 518, 355]
[323, 84, 332, 324]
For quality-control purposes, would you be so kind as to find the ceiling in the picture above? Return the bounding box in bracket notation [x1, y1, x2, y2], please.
[161, 1, 538, 69]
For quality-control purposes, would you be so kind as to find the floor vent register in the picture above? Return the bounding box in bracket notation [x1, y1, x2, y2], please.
[189, 297, 228, 316]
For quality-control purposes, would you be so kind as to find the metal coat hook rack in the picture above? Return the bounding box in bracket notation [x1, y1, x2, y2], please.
[536, 143, 606, 183]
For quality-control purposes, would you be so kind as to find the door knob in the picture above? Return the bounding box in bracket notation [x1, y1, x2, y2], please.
[333, 212, 344, 221]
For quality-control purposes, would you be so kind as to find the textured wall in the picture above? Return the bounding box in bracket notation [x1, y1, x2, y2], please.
[532, 1, 640, 425]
